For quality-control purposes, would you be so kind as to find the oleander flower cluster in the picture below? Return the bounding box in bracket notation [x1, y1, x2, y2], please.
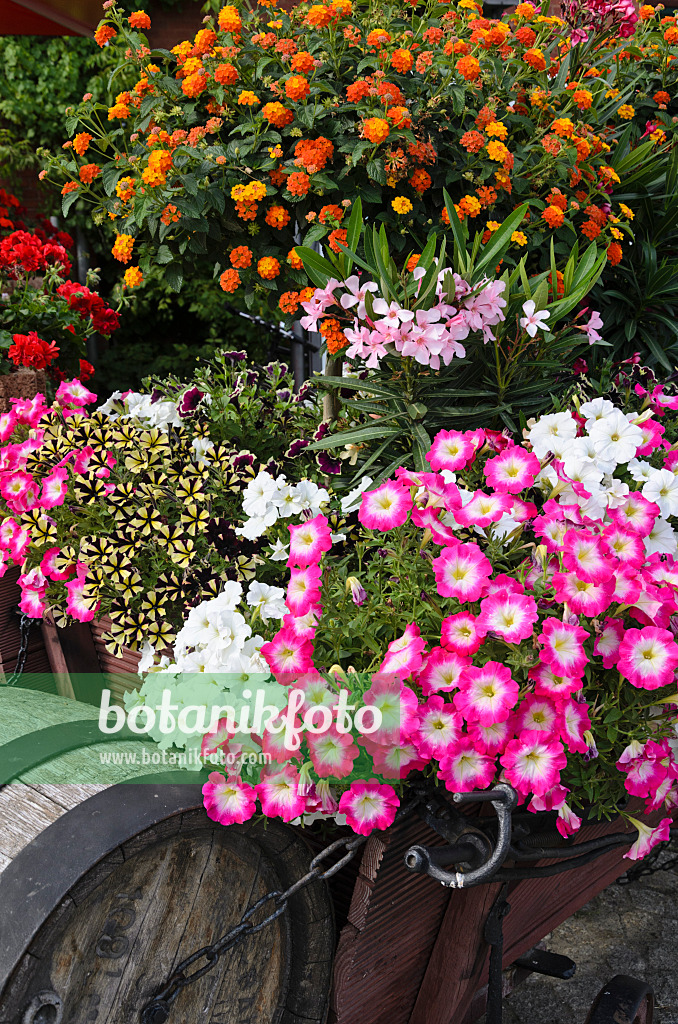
[185, 384, 678, 851]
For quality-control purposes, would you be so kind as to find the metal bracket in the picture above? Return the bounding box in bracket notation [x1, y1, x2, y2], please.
[404, 783, 518, 888]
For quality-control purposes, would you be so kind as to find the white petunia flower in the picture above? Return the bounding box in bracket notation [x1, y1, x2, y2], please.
[242, 471, 278, 518]
[191, 437, 215, 465]
[645, 517, 678, 556]
[527, 412, 578, 459]
[642, 468, 678, 518]
[293, 479, 330, 514]
[246, 581, 288, 622]
[627, 458, 654, 484]
[235, 508, 278, 540]
[569, 435, 616, 475]
[588, 409, 643, 465]
[579, 397, 614, 429]
[268, 538, 290, 561]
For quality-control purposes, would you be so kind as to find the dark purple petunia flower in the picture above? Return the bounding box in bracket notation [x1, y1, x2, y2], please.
[177, 387, 204, 417]
[286, 438, 310, 458]
[316, 451, 341, 474]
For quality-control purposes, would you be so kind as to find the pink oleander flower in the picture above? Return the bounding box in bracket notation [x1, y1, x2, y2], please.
[478, 589, 538, 644]
[552, 572, 615, 617]
[286, 564, 322, 616]
[624, 816, 672, 861]
[307, 726, 359, 779]
[338, 779, 400, 835]
[359, 480, 413, 531]
[426, 429, 473, 472]
[529, 662, 583, 701]
[288, 514, 332, 566]
[437, 739, 497, 793]
[453, 490, 513, 529]
[617, 626, 678, 690]
[203, 772, 257, 825]
[594, 617, 625, 669]
[500, 737, 567, 797]
[440, 611, 487, 656]
[414, 695, 462, 759]
[609, 493, 660, 537]
[432, 542, 492, 602]
[379, 623, 427, 678]
[454, 661, 519, 726]
[417, 647, 470, 695]
[256, 764, 307, 821]
[538, 618, 591, 679]
[260, 626, 314, 682]
[484, 447, 540, 494]
[560, 699, 591, 753]
[512, 695, 560, 741]
[40, 467, 69, 510]
[561, 529, 614, 584]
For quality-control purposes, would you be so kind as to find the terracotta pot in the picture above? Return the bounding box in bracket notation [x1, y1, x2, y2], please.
[0, 367, 47, 413]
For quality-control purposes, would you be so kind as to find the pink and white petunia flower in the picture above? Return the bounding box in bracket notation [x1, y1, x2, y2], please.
[256, 765, 307, 822]
[411, 506, 459, 545]
[561, 529, 614, 583]
[307, 727, 359, 779]
[512, 695, 561, 741]
[454, 662, 519, 726]
[260, 626, 314, 683]
[417, 647, 470, 695]
[551, 572, 615, 617]
[538, 618, 591, 679]
[617, 626, 678, 690]
[601, 524, 646, 567]
[379, 623, 428, 679]
[437, 739, 497, 793]
[528, 662, 583, 701]
[478, 590, 538, 644]
[426, 429, 474, 472]
[467, 717, 512, 755]
[358, 480, 413, 531]
[338, 779, 400, 835]
[559, 699, 591, 753]
[203, 772, 257, 825]
[432, 542, 492, 602]
[286, 564, 322, 617]
[609, 493, 660, 536]
[594, 618, 626, 669]
[287, 514, 333, 566]
[366, 737, 427, 779]
[361, 677, 419, 743]
[40, 467, 69, 510]
[500, 737, 567, 797]
[65, 565, 99, 622]
[453, 490, 513, 529]
[624, 817, 672, 861]
[484, 447, 540, 494]
[414, 696, 462, 759]
[440, 612, 487, 656]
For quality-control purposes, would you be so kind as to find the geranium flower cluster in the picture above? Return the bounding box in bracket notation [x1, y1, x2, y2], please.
[191, 386, 678, 852]
[300, 269, 506, 368]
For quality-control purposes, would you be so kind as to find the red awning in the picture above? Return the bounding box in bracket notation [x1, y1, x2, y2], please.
[0, 0, 100, 35]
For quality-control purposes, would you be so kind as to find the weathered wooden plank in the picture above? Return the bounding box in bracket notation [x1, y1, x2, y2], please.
[0, 784, 65, 862]
[26, 783, 107, 811]
[40, 609, 76, 699]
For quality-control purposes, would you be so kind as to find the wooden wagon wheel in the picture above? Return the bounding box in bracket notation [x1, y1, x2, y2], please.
[584, 975, 654, 1024]
[0, 690, 335, 1024]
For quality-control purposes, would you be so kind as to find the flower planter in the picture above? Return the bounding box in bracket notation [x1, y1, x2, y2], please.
[0, 368, 46, 414]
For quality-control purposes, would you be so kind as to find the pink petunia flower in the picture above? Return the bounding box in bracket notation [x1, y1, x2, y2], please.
[528, 662, 583, 701]
[358, 480, 413, 531]
[365, 736, 427, 779]
[551, 572, 615, 617]
[426, 429, 473, 472]
[440, 611, 487, 656]
[538, 618, 591, 679]
[624, 816, 672, 861]
[560, 699, 591, 753]
[617, 626, 678, 690]
[65, 564, 99, 622]
[338, 779, 400, 835]
[203, 772, 257, 825]
[512, 695, 561, 741]
[414, 696, 462, 759]
[454, 662, 519, 726]
[379, 623, 427, 679]
[453, 490, 513, 529]
[362, 677, 419, 743]
[467, 717, 512, 755]
[286, 564, 322, 616]
[437, 739, 497, 793]
[602, 524, 646, 567]
[287, 514, 332, 566]
[478, 589, 538, 644]
[260, 626, 314, 683]
[256, 765, 307, 822]
[609, 493, 660, 537]
[307, 726, 359, 779]
[417, 647, 470, 695]
[484, 447, 540, 494]
[500, 737, 567, 797]
[594, 617, 626, 669]
[40, 467, 69, 510]
[432, 542, 492, 602]
[561, 529, 614, 584]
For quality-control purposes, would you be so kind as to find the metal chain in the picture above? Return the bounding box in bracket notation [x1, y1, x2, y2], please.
[139, 832, 367, 1024]
[6, 613, 32, 686]
[618, 837, 678, 885]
